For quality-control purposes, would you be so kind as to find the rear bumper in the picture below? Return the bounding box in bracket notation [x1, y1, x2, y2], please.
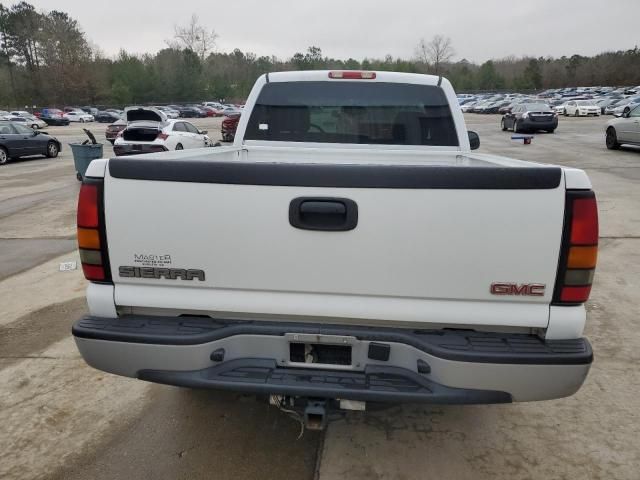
[113, 144, 168, 156]
[42, 118, 70, 126]
[73, 315, 593, 403]
[520, 118, 558, 130]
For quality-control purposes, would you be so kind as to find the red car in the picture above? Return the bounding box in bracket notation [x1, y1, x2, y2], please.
[202, 106, 223, 117]
[105, 119, 126, 144]
[221, 114, 240, 142]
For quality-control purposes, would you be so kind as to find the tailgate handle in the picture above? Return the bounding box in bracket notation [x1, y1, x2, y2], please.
[289, 197, 358, 231]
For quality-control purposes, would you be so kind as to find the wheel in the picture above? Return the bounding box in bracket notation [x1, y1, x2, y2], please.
[605, 127, 620, 150]
[80, 118, 85, 123]
[501, 118, 507, 131]
[563, 109, 568, 116]
[0, 146, 8, 165]
[175, 143, 183, 150]
[513, 120, 520, 133]
[31, 124, 38, 130]
[574, 109, 578, 117]
[46, 141, 59, 158]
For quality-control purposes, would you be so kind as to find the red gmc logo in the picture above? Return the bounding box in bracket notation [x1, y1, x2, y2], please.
[490, 283, 546, 296]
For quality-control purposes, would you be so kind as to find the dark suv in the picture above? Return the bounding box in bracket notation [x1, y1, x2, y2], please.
[501, 103, 557, 133]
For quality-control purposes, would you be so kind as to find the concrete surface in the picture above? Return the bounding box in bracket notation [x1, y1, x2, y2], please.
[0, 114, 638, 480]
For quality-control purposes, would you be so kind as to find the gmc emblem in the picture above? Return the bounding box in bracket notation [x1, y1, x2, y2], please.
[490, 283, 545, 296]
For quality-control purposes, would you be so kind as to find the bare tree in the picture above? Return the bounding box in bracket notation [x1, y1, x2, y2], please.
[416, 35, 455, 74]
[414, 38, 430, 67]
[169, 14, 217, 60]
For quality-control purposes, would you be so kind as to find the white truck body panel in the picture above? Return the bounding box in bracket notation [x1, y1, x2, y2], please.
[104, 151, 564, 329]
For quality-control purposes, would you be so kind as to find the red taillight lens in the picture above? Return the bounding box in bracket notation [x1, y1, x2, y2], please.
[560, 286, 592, 303]
[77, 180, 111, 284]
[570, 197, 599, 245]
[328, 71, 376, 80]
[554, 191, 598, 305]
[77, 184, 99, 228]
[157, 132, 169, 140]
[82, 264, 105, 282]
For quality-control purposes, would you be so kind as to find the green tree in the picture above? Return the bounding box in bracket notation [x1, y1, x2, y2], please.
[110, 80, 132, 105]
[477, 61, 505, 90]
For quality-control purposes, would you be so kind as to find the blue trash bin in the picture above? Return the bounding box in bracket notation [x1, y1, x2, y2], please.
[69, 143, 104, 181]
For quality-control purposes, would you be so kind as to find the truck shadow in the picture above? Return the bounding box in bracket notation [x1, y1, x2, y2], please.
[50, 386, 322, 480]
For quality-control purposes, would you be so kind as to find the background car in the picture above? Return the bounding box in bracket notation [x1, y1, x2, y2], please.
[155, 106, 180, 119]
[81, 106, 99, 116]
[105, 119, 126, 144]
[221, 112, 241, 142]
[39, 108, 70, 126]
[175, 106, 201, 118]
[501, 103, 558, 133]
[610, 97, 640, 116]
[202, 106, 222, 117]
[64, 111, 94, 122]
[113, 106, 211, 155]
[564, 100, 600, 116]
[6, 116, 48, 129]
[203, 101, 224, 110]
[0, 121, 61, 165]
[187, 105, 208, 117]
[605, 104, 640, 149]
[95, 111, 122, 123]
[220, 105, 242, 116]
[9, 111, 48, 129]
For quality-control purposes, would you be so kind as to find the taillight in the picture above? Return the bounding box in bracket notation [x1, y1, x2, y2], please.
[77, 180, 111, 283]
[157, 132, 169, 140]
[553, 191, 598, 304]
[328, 71, 376, 80]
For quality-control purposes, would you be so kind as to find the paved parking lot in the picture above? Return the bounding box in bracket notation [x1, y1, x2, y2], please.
[1, 114, 638, 479]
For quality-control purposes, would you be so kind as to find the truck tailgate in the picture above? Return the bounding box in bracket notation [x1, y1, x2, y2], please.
[104, 157, 565, 329]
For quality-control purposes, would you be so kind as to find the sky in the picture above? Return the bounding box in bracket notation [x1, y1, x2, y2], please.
[8, 0, 640, 62]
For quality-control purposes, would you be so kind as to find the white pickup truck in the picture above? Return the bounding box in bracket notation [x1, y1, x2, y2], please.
[73, 71, 597, 427]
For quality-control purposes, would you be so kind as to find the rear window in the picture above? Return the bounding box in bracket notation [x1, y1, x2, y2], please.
[245, 81, 459, 146]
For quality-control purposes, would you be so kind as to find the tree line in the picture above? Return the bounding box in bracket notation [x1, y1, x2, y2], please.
[1, 1, 639, 109]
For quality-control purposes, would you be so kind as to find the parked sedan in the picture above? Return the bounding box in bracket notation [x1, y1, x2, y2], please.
[483, 100, 511, 114]
[610, 98, 640, 117]
[95, 111, 122, 123]
[6, 116, 47, 130]
[187, 105, 208, 117]
[113, 107, 212, 156]
[0, 121, 61, 165]
[40, 108, 70, 126]
[605, 104, 640, 149]
[155, 106, 180, 119]
[64, 111, 94, 122]
[564, 100, 600, 116]
[105, 119, 126, 144]
[176, 106, 202, 118]
[8, 112, 47, 129]
[202, 106, 222, 117]
[460, 101, 478, 113]
[501, 103, 558, 133]
[221, 113, 241, 142]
